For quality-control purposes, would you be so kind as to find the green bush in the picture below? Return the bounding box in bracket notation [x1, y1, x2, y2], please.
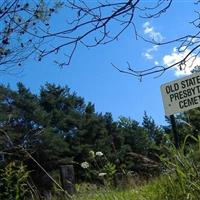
[0, 162, 31, 200]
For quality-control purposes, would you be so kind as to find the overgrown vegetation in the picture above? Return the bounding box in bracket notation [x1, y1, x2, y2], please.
[1, 0, 200, 199]
[1, 83, 200, 199]
[0, 162, 30, 200]
[158, 135, 200, 200]
[71, 135, 200, 200]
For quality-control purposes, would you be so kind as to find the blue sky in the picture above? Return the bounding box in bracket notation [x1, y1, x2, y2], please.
[0, 1, 198, 125]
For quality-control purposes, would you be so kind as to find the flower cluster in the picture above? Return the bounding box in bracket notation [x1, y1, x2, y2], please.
[96, 151, 104, 157]
[80, 150, 117, 186]
[89, 150, 95, 158]
[81, 151, 104, 169]
[98, 172, 107, 177]
[81, 161, 89, 169]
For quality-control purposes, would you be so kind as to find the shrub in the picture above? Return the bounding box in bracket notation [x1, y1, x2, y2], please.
[0, 162, 31, 200]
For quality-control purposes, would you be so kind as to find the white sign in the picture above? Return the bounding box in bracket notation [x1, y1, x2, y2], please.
[161, 72, 200, 116]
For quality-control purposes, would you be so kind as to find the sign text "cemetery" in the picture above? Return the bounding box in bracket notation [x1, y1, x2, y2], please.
[161, 72, 200, 116]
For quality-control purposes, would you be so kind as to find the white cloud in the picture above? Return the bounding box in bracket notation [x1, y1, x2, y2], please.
[144, 52, 153, 60]
[163, 47, 200, 76]
[143, 22, 164, 43]
[143, 45, 158, 60]
[142, 22, 163, 61]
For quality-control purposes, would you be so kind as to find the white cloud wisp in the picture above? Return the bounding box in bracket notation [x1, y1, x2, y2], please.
[143, 45, 158, 60]
[143, 22, 164, 43]
[142, 22, 164, 60]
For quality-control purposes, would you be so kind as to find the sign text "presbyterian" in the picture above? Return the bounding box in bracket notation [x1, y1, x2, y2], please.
[161, 72, 200, 116]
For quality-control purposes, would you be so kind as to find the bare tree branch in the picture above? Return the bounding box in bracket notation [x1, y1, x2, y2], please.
[1, 0, 200, 78]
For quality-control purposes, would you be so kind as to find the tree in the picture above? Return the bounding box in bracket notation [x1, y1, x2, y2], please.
[2, 0, 200, 79]
[173, 109, 200, 144]
[117, 116, 150, 154]
[0, 83, 71, 190]
[0, 0, 63, 72]
[142, 112, 164, 146]
[0, 82, 165, 186]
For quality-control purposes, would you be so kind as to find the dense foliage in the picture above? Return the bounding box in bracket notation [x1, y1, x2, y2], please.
[0, 83, 167, 191]
[1, 83, 200, 199]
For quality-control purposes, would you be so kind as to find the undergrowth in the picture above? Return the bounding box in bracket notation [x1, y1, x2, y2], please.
[1, 135, 200, 200]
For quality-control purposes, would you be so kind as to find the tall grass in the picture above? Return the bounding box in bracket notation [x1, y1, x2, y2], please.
[69, 177, 165, 200]
[69, 135, 200, 200]
[157, 135, 200, 200]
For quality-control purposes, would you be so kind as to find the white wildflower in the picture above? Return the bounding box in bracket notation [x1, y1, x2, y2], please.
[81, 161, 89, 169]
[96, 151, 103, 157]
[98, 172, 107, 177]
[89, 150, 95, 158]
